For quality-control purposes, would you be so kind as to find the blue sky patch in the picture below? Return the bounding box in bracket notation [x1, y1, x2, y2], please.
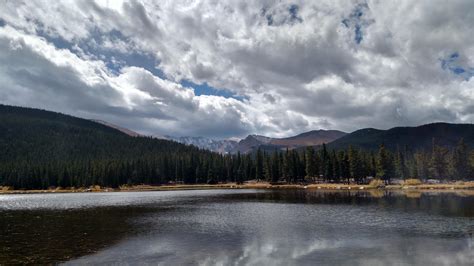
[452, 67, 465, 74]
[288, 4, 303, 24]
[450, 52, 459, 59]
[181, 80, 247, 101]
[114, 52, 165, 77]
[32, 26, 248, 101]
[440, 52, 474, 80]
[266, 14, 274, 26]
[342, 18, 350, 28]
[36, 28, 165, 77]
[80, 29, 164, 76]
[36, 27, 72, 50]
[354, 25, 363, 44]
[342, 3, 372, 45]
[261, 3, 303, 26]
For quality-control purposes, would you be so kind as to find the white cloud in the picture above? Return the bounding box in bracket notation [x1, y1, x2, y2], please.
[0, 0, 473, 138]
[0, 26, 262, 138]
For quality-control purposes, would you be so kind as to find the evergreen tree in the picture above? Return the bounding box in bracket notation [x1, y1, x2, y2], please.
[430, 139, 449, 179]
[305, 146, 317, 181]
[255, 148, 264, 181]
[331, 150, 340, 183]
[376, 144, 392, 183]
[263, 154, 272, 181]
[271, 151, 280, 182]
[348, 146, 363, 183]
[282, 149, 290, 182]
[394, 147, 407, 180]
[414, 152, 430, 180]
[450, 139, 468, 180]
[320, 144, 329, 181]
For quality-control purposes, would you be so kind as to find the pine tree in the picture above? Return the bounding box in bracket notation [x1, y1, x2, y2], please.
[331, 150, 340, 183]
[255, 148, 264, 181]
[236, 162, 243, 184]
[430, 139, 449, 180]
[320, 144, 329, 181]
[469, 150, 474, 179]
[376, 144, 391, 183]
[450, 138, 468, 180]
[348, 146, 363, 183]
[325, 152, 334, 181]
[394, 147, 407, 180]
[271, 151, 280, 183]
[305, 146, 316, 181]
[263, 154, 272, 181]
[410, 157, 419, 179]
[282, 149, 290, 182]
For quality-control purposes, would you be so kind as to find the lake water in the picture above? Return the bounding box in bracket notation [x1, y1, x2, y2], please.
[1, 189, 473, 265]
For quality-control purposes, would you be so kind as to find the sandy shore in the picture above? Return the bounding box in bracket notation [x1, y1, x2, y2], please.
[1, 181, 474, 195]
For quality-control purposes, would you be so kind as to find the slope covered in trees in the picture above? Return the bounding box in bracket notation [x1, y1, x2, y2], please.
[327, 123, 474, 151]
[0, 105, 222, 188]
[1, 105, 474, 189]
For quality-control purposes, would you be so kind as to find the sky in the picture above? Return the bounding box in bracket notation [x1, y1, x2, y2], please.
[1, 0, 473, 139]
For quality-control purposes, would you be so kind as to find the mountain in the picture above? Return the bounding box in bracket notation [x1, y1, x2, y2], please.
[0, 104, 220, 189]
[233, 135, 272, 154]
[2, 104, 474, 190]
[270, 130, 348, 147]
[92, 119, 142, 137]
[165, 136, 238, 154]
[327, 123, 474, 151]
[233, 130, 347, 154]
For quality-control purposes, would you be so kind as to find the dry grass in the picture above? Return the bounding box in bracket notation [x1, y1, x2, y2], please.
[306, 183, 370, 190]
[368, 179, 385, 188]
[119, 183, 245, 191]
[2, 180, 474, 194]
[414, 183, 474, 190]
[403, 179, 422, 186]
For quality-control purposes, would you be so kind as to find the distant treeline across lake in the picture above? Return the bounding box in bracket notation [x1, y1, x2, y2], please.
[1, 104, 474, 189]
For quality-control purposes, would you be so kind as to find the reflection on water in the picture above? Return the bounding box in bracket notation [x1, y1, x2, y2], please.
[1, 190, 473, 265]
[0, 207, 145, 264]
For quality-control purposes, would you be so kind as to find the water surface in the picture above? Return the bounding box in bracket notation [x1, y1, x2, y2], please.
[1, 189, 473, 265]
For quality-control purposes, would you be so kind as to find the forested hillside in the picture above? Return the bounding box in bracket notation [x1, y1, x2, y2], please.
[0, 105, 223, 188]
[1, 105, 474, 189]
[327, 123, 474, 151]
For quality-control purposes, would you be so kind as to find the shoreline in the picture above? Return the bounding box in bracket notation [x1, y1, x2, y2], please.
[2, 182, 474, 195]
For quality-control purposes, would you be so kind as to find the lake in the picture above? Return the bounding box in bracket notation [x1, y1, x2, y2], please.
[1, 189, 473, 265]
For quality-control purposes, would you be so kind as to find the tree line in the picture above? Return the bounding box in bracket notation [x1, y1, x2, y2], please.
[1, 137, 473, 189]
[246, 138, 474, 185]
[3, 105, 473, 189]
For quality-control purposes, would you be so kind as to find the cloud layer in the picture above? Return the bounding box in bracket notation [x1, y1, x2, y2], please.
[1, 0, 473, 138]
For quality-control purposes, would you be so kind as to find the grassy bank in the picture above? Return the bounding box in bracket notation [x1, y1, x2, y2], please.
[1, 180, 474, 194]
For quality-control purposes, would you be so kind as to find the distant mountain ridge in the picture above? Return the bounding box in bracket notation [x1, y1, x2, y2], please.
[327, 122, 474, 151]
[233, 130, 347, 154]
[164, 136, 238, 154]
[163, 130, 347, 154]
[90, 115, 474, 154]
